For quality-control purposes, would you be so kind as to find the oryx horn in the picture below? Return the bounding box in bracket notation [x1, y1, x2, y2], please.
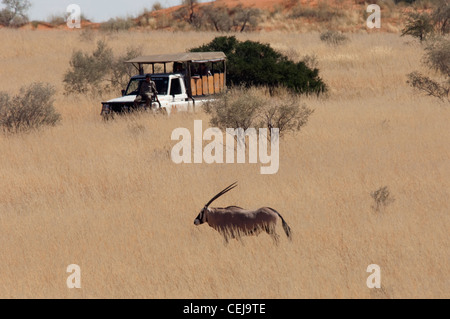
[204, 181, 238, 208]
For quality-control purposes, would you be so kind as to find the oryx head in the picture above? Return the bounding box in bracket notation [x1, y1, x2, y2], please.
[194, 182, 237, 226]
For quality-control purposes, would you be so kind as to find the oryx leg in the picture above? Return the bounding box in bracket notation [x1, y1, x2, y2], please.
[265, 224, 280, 245]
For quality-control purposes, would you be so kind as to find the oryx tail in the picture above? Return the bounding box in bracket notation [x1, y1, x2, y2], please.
[267, 207, 292, 240]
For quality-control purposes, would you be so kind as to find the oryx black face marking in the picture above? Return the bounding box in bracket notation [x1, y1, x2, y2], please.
[194, 209, 205, 225]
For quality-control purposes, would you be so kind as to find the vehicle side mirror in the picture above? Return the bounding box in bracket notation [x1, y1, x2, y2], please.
[121, 89, 126, 96]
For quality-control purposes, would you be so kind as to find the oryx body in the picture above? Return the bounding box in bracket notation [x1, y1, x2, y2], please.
[194, 183, 292, 243]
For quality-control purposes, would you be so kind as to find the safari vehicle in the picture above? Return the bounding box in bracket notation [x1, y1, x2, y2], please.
[100, 52, 226, 118]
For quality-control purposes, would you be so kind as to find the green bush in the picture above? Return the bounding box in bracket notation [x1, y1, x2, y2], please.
[63, 41, 142, 96]
[190, 36, 327, 95]
[63, 40, 113, 95]
[0, 83, 60, 133]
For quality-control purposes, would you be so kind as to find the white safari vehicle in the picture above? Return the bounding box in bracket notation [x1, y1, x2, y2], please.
[100, 52, 226, 118]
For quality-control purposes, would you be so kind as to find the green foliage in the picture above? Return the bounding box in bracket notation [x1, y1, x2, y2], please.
[63, 40, 113, 95]
[110, 46, 144, 90]
[63, 41, 142, 96]
[0, 83, 60, 133]
[190, 36, 327, 95]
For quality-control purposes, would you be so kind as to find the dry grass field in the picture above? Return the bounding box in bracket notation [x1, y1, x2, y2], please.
[0, 29, 448, 299]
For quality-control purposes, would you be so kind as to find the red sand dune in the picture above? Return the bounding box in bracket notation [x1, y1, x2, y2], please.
[9, 0, 405, 32]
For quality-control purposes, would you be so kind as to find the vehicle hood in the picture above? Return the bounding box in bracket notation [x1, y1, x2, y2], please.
[103, 95, 136, 103]
[103, 95, 174, 104]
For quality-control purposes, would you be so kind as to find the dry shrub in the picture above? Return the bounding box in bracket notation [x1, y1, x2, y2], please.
[371, 186, 395, 212]
[0, 83, 60, 133]
[302, 53, 319, 70]
[320, 30, 350, 46]
[203, 86, 314, 138]
[289, 2, 343, 22]
[424, 37, 450, 77]
[407, 71, 449, 101]
[100, 17, 136, 32]
[407, 37, 450, 101]
[203, 86, 263, 131]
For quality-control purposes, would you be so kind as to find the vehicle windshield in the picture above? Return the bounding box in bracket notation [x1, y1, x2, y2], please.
[125, 77, 169, 96]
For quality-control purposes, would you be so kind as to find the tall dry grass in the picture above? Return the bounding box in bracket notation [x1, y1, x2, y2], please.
[0, 29, 448, 298]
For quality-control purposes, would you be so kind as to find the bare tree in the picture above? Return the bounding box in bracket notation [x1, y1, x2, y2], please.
[202, 4, 231, 32]
[232, 5, 260, 32]
[401, 12, 434, 42]
[184, 0, 198, 24]
[172, 0, 198, 25]
[401, 2, 449, 42]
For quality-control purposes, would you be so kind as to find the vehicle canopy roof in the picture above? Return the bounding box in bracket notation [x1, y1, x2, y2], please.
[126, 52, 226, 64]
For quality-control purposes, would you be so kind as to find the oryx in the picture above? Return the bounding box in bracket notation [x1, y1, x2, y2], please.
[194, 182, 292, 243]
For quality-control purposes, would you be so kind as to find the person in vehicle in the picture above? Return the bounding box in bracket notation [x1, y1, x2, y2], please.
[174, 62, 186, 75]
[198, 63, 211, 76]
[134, 74, 157, 108]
